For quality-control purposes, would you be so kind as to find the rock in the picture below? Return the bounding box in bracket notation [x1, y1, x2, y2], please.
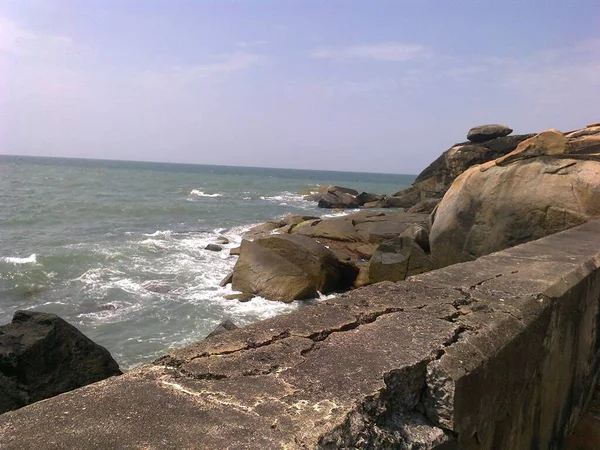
[243, 222, 280, 240]
[356, 192, 386, 206]
[217, 236, 230, 244]
[363, 200, 387, 208]
[278, 214, 320, 227]
[352, 262, 371, 288]
[231, 240, 317, 302]
[494, 129, 568, 166]
[400, 224, 430, 253]
[0, 311, 122, 414]
[408, 198, 441, 214]
[254, 234, 349, 294]
[467, 124, 513, 142]
[205, 320, 238, 339]
[317, 185, 359, 196]
[393, 133, 534, 209]
[318, 191, 359, 209]
[368, 237, 433, 284]
[219, 271, 233, 287]
[292, 211, 428, 246]
[430, 131, 600, 268]
[205, 244, 223, 252]
[223, 293, 253, 302]
[303, 193, 324, 202]
[229, 247, 241, 256]
[382, 197, 407, 209]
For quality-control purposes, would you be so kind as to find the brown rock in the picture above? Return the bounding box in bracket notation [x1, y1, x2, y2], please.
[231, 240, 317, 302]
[368, 237, 433, 283]
[430, 155, 600, 268]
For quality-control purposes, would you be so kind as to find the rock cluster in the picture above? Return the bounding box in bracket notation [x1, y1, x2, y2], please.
[0, 311, 122, 414]
[225, 211, 430, 301]
[429, 126, 600, 267]
[224, 121, 600, 302]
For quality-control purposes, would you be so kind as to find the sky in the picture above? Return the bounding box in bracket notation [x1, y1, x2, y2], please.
[0, 1, 599, 174]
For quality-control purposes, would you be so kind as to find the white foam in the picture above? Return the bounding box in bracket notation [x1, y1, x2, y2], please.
[190, 189, 222, 198]
[143, 230, 173, 238]
[1, 254, 37, 264]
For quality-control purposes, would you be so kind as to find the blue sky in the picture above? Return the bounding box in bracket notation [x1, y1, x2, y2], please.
[1, 1, 599, 174]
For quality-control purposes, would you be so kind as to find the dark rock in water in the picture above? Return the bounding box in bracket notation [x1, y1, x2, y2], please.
[223, 293, 253, 302]
[205, 319, 238, 339]
[219, 271, 233, 287]
[467, 124, 513, 142]
[217, 236, 230, 244]
[317, 185, 359, 196]
[0, 311, 122, 414]
[232, 239, 317, 302]
[142, 281, 172, 294]
[303, 193, 325, 202]
[369, 237, 433, 284]
[205, 244, 222, 252]
[318, 191, 359, 209]
[231, 234, 353, 302]
[407, 198, 440, 214]
[356, 192, 385, 206]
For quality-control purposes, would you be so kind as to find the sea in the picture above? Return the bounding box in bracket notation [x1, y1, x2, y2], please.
[0, 155, 415, 369]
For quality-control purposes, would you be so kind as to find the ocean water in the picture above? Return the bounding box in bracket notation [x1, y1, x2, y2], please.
[0, 155, 415, 368]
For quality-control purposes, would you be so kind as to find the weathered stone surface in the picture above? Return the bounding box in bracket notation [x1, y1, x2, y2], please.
[0, 311, 122, 414]
[217, 236, 230, 244]
[205, 319, 238, 339]
[400, 223, 430, 252]
[393, 133, 534, 210]
[231, 239, 317, 302]
[408, 198, 441, 214]
[317, 185, 359, 196]
[229, 246, 240, 256]
[254, 234, 350, 294]
[430, 132, 600, 268]
[369, 236, 433, 283]
[356, 192, 386, 206]
[467, 124, 513, 142]
[2, 220, 600, 449]
[567, 382, 600, 449]
[219, 270, 233, 287]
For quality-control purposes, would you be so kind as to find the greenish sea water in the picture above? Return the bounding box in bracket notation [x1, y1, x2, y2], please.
[0, 155, 415, 368]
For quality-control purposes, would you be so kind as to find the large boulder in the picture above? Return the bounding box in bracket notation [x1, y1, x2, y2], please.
[368, 237, 433, 283]
[467, 124, 513, 142]
[356, 192, 386, 206]
[430, 129, 600, 268]
[231, 240, 317, 302]
[392, 132, 534, 208]
[318, 191, 359, 209]
[0, 311, 122, 414]
[231, 235, 354, 302]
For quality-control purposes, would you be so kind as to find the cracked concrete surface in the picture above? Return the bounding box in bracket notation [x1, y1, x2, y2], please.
[1, 220, 600, 449]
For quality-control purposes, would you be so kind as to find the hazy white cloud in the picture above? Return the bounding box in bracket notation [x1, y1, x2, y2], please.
[236, 40, 268, 48]
[0, 16, 73, 58]
[311, 42, 430, 62]
[140, 51, 266, 88]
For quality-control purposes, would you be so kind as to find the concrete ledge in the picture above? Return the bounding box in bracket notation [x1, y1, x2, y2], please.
[1, 220, 600, 449]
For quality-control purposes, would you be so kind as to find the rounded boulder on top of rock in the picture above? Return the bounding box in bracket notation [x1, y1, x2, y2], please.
[0, 311, 122, 415]
[368, 236, 433, 284]
[467, 124, 513, 143]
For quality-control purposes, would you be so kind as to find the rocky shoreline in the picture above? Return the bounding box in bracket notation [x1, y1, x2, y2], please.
[1, 120, 599, 419]
[222, 121, 600, 303]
